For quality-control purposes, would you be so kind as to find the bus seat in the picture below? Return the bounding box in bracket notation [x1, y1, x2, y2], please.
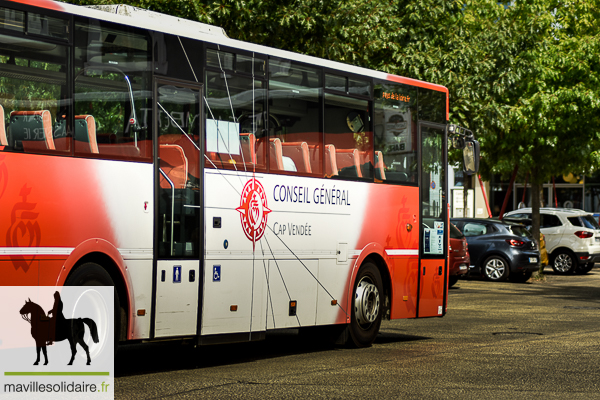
[240, 132, 256, 165]
[74, 115, 99, 154]
[159, 143, 188, 189]
[306, 144, 322, 175]
[160, 134, 200, 178]
[97, 143, 141, 159]
[375, 151, 386, 180]
[325, 144, 338, 176]
[281, 141, 311, 173]
[0, 105, 6, 146]
[269, 137, 285, 171]
[159, 133, 183, 144]
[335, 148, 362, 178]
[10, 110, 55, 151]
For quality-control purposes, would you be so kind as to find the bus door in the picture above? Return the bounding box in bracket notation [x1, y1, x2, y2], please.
[418, 122, 448, 317]
[153, 79, 203, 338]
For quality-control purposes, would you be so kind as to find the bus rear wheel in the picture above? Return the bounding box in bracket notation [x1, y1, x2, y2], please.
[65, 263, 121, 357]
[348, 261, 383, 347]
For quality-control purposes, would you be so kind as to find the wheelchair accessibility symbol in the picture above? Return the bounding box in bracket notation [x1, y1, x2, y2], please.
[213, 265, 221, 282]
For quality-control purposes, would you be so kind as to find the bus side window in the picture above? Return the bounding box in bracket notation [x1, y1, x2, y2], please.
[268, 58, 322, 176]
[0, 29, 71, 155]
[374, 82, 418, 184]
[204, 66, 266, 171]
[74, 20, 152, 161]
[324, 93, 372, 180]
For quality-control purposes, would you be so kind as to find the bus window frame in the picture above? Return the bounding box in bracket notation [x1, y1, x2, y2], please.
[72, 16, 153, 163]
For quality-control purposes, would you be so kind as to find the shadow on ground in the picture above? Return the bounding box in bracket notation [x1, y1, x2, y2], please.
[115, 327, 429, 377]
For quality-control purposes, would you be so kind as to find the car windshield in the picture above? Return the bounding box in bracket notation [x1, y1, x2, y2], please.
[450, 223, 464, 239]
[509, 225, 533, 239]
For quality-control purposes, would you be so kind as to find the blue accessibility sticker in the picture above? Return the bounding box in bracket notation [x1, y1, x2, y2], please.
[213, 265, 221, 282]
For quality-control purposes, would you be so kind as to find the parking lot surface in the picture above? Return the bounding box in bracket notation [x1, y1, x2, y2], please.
[115, 270, 600, 399]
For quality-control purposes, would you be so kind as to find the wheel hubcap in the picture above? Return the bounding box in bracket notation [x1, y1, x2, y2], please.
[485, 259, 505, 280]
[354, 277, 380, 327]
[554, 254, 572, 272]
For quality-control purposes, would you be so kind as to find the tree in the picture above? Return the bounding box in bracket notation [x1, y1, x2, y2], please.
[460, 1, 600, 273]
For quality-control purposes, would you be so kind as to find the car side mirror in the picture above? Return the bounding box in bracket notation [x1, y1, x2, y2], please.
[463, 139, 480, 175]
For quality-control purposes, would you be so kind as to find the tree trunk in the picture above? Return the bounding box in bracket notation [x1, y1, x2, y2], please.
[530, 180, 542, 275]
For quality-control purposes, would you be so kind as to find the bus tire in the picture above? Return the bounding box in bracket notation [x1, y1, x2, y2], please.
[348, 261, 383, 348]
[65, 262, 121, 357]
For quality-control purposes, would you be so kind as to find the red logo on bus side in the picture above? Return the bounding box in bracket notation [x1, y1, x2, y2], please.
[236, 178, 271, 249]
[6, 184, 41, 272]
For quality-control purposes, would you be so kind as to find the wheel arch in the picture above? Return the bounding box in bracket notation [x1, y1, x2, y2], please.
[58, 239, 132, 341]
[352, 244, 393, 321]
[549, 246, 576, 259]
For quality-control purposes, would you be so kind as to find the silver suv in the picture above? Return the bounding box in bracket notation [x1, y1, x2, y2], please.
[504, 208, 600, 274]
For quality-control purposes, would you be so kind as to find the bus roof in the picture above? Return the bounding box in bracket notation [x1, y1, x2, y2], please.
[6, 0, 449, 95]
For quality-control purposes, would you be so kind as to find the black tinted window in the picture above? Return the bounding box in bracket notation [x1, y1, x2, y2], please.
[450, 223, 464, 239]
[541, 214, 562, 228]
[568, 217, 582, 227]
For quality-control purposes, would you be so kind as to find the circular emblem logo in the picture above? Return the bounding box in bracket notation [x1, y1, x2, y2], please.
[236, 178, 271, 249]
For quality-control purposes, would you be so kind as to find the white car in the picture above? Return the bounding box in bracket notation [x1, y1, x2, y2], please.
[504, 208, 600, 274]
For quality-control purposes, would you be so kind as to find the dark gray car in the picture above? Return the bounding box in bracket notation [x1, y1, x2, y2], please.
[451, 218, 540, 282]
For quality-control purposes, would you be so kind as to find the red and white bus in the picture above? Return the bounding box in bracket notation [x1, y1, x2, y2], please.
[0, 0, 478, 348]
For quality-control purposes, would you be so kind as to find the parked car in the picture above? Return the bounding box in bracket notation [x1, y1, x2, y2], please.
[451, 218, 540, 282]
[502, 217, 549, 267]
[504, 208, 600, 274]
[449, 223, 470, 287]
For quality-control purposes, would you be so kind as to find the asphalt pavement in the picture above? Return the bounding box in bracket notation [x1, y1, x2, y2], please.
[115, 269, 600, 399]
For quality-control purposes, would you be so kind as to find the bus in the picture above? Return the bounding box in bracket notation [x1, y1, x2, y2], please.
[0, 0, 478, 349]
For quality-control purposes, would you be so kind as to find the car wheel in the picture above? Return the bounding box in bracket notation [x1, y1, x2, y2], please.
[448, 275, 459, 287]
[347, 261, 383, 347]
[482, 256, 509, 281]
[575, 262, 594, 275]
[552, 251, 576, 274]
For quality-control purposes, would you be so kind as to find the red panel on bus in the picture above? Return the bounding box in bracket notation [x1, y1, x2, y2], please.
[0, 153, 114, 286]
[5, 0, 64, 11]
[418, 258, 446, 317]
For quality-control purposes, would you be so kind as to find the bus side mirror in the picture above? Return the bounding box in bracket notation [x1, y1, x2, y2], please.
[463, 139, 480, 175]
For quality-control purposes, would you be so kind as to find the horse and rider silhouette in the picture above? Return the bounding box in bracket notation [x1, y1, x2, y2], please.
[19, 291, 99, 366]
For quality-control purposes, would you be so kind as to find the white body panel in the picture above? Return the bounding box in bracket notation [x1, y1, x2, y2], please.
[266, 259, 319, 329]
[202, 170, 367, 336]
[123, 259, 153, 339]
[96, 161, 154, 250]
[96, 160, 154, 339]
[155, 260, 200, 338]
